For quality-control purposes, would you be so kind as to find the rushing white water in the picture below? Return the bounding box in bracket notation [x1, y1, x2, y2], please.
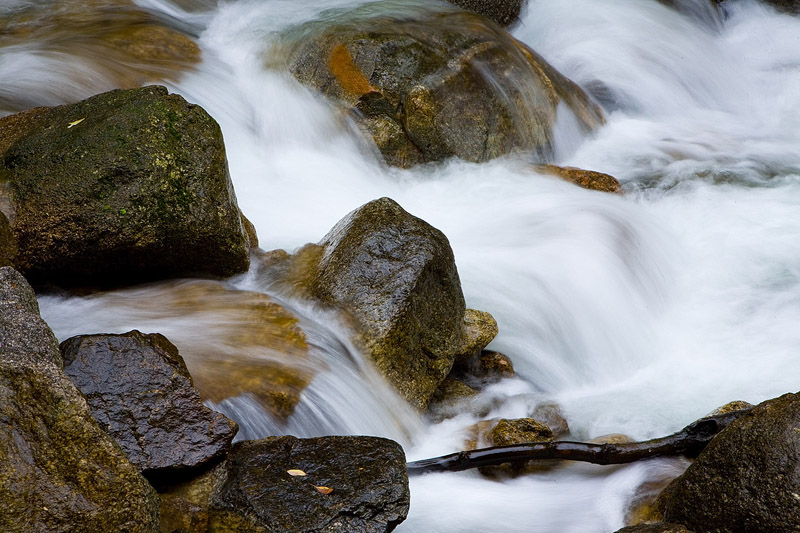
[6, 0, 800, 530]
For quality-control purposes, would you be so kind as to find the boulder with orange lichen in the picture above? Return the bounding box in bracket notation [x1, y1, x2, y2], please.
[280, 6, 603, 168]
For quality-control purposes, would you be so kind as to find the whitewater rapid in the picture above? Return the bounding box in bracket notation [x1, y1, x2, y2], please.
[11, 0, 800, 530]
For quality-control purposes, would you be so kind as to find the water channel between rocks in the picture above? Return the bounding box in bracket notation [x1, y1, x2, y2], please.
[6, 0, 800, 531]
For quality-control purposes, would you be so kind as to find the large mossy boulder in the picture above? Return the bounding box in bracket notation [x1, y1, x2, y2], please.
[60, 330, 238, 485]
[261, 198, 497, 411]
[0, 85, 250, 286]
[282, 8, 602, 168]
[661, 392, 800, 532]
[0, 267, 159, 532]
[160, 435, 410, 532]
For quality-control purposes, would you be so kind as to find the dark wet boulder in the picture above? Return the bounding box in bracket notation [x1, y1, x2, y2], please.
[0, 85, 250, 287]
[263, 198, 497, 411]
[283, 8, 603, 168]
[161, 435, 410, 532]
[661, 392, 800, 532]
[60, 330, 238, 484]
[0, 267, 159, 532]
[443, 0, 524, 26]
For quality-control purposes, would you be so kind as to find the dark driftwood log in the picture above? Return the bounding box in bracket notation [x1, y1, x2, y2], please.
[407, 409, 751, 475]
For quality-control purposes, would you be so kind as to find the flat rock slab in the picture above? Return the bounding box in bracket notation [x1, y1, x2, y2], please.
[61, 330, 238, 484]
[208, 435, 410, 532]
[0, 268, 159, 532]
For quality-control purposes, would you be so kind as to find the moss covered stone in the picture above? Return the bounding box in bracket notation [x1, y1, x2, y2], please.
[0, 267, 159, 532]
[0, 86, 250, 286]
[282, 8, 603, 168]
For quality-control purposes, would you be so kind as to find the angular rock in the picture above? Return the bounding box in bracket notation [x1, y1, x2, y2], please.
[661, 392, 800, 532]
[266, 198, 497, 410]
[534, 164, 621, 193]
[760, 0, 800, 14]
[161, 436, 410, 532]
[60, 330, 238, 484]
[444, 0, 524, 26]
[428, 377, 479, 420]
[451, 349, 515, 388]
[0, 85, 250, 286]
[283, 9, 603, 168]
[0, 267, 159, 532]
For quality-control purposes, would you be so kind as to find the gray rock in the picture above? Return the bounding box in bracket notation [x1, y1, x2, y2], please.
[0, 267, 159, 532]
[0, 85, 250, 286]
[60, 330, 238, 484]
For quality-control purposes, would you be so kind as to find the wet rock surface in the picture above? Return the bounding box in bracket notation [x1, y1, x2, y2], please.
[162, 435, 410, 532]
[0, 267, 159, 532]
[444, 0, 524, 26]
[0, 85, 250, 286]
[283, 8, 602, 168]
[60, 330, 238, 484]
[264, 197, 497, 411]
[661, 392, 800, 532]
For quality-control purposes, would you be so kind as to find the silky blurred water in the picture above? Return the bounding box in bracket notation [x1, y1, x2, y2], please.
[6, 0, 800, 530]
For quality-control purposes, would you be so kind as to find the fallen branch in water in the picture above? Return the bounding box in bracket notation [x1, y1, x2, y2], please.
[407, 408, 751, 475]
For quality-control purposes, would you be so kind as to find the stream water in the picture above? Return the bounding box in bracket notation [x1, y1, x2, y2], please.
[4, 0, 800, 531]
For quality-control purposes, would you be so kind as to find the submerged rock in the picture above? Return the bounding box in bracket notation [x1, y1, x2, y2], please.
[0, 85, 250, 286]
[161, 435, 410, 532]
[263, 198, 497, 411]
[0, 267, 159, 532]
[78, 279, 312, 421]
[661, 392, 800, 532]
[60, 330, 238, 484]
[282, 8, 602, 167]
[0, 0, 200, 110]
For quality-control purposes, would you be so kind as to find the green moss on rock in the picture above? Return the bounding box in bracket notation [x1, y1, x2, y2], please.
[0, 86, 250, 286]
[0, 267, 159, 532]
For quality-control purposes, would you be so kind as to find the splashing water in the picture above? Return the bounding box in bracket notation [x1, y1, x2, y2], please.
[7, 0, 800, 530]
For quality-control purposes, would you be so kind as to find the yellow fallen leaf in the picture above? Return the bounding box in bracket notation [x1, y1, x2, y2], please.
[287, 469, 307, 477]
[67, 118, 85, 128]
[315, 486, 334, 494]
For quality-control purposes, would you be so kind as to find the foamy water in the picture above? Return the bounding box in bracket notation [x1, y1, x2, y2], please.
[6, 0, 800, 530]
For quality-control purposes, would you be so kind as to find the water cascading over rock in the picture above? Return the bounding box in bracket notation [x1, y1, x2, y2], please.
[278, 6, 603, 168]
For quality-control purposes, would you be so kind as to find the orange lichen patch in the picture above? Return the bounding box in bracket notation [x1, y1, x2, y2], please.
[329, 43, 374, 97]
[535, 164, 621, 193]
